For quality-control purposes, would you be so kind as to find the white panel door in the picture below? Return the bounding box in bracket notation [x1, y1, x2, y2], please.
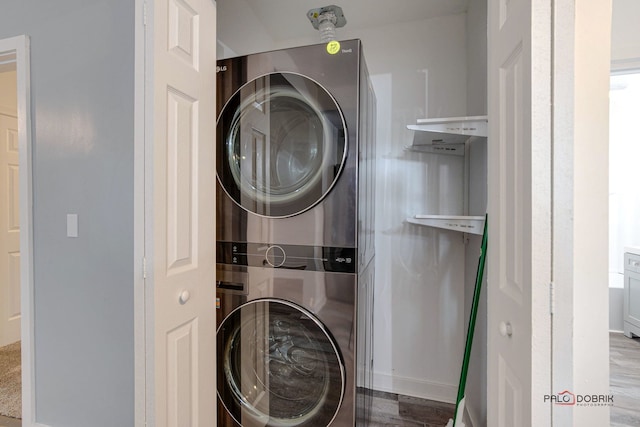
[148, 0, 216, 426]
[0, 112, 20, 347]
[487, 0, 552, 425]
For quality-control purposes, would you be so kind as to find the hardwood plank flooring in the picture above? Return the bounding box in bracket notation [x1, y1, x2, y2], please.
[368, 390, 455, 426]
[610, 331, 640, 427]
[370, 332, 640, 426]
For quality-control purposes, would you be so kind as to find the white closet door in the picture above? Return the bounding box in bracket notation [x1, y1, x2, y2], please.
[147, 0, 217, 426]
[487, 0, 552, 425]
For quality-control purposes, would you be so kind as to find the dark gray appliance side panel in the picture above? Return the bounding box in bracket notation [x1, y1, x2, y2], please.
[357, 46, 376, 273]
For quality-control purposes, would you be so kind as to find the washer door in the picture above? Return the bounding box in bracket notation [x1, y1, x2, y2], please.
[217, 299, 345, 427]
[217, 72, 347, 218]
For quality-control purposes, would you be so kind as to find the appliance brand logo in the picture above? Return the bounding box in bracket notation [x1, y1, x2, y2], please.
[216, 65, 227, 73]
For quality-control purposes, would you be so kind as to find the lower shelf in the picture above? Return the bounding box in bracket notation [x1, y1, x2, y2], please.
[407, 215, 485, 235]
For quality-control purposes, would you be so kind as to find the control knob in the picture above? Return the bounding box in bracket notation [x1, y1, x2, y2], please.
[265, 245, 286, 268]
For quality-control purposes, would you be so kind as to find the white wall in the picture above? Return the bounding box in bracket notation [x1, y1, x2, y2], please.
[363, 16, 468, 398]
[609, 0, 640, 331]
[463, 1, 488, 425]
[216, 0, 274, 57]
[611, 0, 640, 68]
[217, 0, 470, 403]
[609, 73, 640, 332]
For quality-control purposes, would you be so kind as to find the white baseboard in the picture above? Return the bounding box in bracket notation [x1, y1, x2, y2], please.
[463, 403, 480, 427]
[373, 371, 457, 404]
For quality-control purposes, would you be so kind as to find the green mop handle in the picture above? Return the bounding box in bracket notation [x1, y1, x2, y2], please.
[453, 213, 488, 424]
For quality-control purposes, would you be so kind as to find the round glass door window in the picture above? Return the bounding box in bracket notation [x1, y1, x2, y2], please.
[217, 299, 345, 427]
[217, 73, 347, 218]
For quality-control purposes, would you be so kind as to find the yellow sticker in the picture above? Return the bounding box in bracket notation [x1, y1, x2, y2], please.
[326, 40, 341, 55]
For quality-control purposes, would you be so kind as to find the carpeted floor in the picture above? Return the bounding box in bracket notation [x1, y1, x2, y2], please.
[0, 341, 21, 420]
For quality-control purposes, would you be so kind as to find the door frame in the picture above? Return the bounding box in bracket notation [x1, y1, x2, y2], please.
[0, 35, 35, 425]
[551, 1, 611, 425]
[134, 0, 146, 425]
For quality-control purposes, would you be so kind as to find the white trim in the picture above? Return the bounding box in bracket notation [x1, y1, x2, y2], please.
[552, 2, 612, 425]
[143, 0, 157, 425]
[463, 404, 480, 427]
[372, 371, 457, 404]
[134, 0, 147, 426]
[0, 35, 34, 426]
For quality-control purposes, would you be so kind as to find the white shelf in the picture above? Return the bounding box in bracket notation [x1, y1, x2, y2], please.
[407, 115, 488, 148]
[405, 143, 466, 156]
[405, 116, 488, 234]
[407, 215, 485, 235]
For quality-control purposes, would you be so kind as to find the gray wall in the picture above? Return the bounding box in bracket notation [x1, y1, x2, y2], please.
[0, 1, 135, 426]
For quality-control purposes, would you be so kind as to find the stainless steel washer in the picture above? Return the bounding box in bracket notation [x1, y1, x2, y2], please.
[216, 40, 376, 426]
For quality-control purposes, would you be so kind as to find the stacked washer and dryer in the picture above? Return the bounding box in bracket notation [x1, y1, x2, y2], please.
[215, 40, 376, 427]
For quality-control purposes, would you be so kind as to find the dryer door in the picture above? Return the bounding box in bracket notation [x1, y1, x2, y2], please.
[217, 299, 345, 427]
[217, 72, 347, 218]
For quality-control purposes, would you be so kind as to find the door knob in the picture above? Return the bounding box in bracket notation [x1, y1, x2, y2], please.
[179, 290, 191, 304]
[499, 321, 513, 337]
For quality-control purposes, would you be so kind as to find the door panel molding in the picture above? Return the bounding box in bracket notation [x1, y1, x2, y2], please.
[166, 86, 198, 274]
[167, 318, 199, 426]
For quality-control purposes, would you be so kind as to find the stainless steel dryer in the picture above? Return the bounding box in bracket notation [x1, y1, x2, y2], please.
[216, 40, 376, 426]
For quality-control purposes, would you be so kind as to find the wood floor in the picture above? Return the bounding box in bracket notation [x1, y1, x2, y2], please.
[0, 332, 637, 427]
[610, 331, 640, 427]
[368, 390, 455, 426]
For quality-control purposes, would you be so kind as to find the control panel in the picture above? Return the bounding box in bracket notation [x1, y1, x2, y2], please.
[217, 241, 357, 273]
